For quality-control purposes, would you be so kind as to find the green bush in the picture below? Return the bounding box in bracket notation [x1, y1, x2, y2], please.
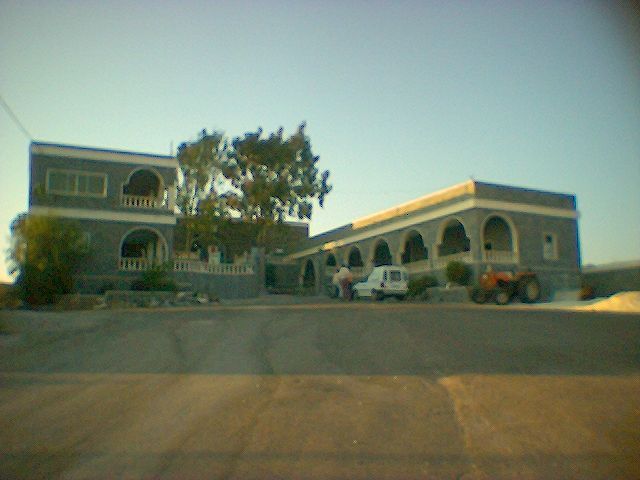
[407, 275, 438, 297]
[445, 261, 472, 286]
[8, 214, 90, 305]
[0, 284, 21, 309]
[131, 263, 177, 291]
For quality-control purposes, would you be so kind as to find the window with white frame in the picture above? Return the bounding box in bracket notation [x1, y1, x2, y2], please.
[543, 232, 558, 260]
[46, 169, 107, 197]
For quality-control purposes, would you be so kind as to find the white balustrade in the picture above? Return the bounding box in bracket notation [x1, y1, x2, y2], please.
[483, 250, 517, 263]
[121, 194, 159, 209]
[173, 259, 254, 275]
[119, 258, 150, 271]
[403, 259, 432, 274]
[433, 251, 472, 269]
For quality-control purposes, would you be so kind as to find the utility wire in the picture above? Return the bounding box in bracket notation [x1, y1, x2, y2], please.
[0, 94, 33, 140]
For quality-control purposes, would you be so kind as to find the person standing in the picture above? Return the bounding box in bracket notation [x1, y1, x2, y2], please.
[336, 265, 353, 300]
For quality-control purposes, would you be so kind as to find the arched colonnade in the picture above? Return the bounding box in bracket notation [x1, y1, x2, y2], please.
[299, 213, 520, 291]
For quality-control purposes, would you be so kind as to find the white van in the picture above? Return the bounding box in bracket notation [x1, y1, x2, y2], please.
[353, 265, 409, 301]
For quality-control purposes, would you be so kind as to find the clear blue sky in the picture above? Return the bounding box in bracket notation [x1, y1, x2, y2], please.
[1, 0, 639, 281]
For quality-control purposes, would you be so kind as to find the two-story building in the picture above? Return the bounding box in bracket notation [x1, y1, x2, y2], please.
[27, 142, 273, 298]
[28, 141, 181, 292]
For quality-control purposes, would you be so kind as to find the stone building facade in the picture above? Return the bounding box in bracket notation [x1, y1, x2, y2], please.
[27, 142, 258, 296]
[26, 142, 582, 300]
[287, 181, 581, 299]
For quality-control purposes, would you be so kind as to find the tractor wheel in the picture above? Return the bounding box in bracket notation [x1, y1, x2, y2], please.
[495, 289, 511, 305]
[471, 287, 488, 304]
[519, 277, 541, 303]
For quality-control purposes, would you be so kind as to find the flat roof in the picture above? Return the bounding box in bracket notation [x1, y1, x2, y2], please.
[31, 141, 178, 168]
[287, 180, 577, 258]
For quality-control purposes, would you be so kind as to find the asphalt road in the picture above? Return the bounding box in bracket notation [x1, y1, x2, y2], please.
[1, 302, 639, 479]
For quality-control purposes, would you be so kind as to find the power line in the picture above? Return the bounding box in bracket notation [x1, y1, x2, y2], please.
[0, 94, 33, 140]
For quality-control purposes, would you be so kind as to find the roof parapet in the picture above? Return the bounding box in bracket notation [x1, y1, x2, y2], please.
[351, 180, 475, 230]
[31, 141, 177, 168]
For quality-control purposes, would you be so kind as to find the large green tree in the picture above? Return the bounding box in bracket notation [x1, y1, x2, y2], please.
[8, 214, 90, 305]
[221, 123, 331, 224]
[175, 129, 226, 252]
[175, 123, 331, 250]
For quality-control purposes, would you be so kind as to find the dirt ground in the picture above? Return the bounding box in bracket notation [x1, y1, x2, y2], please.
[1, 302, 639, 479]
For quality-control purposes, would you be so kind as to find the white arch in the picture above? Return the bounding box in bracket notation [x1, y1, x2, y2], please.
[119, 226, 169, 261]
[123, 167, 166, 198]
[347, 245, 364, 267]
[398, 228, 428, 261]
[436, 216, 469, 244]
[325, 252, 338, 266]
[369, 237, 393, 266]
[480, 212, 520, 259]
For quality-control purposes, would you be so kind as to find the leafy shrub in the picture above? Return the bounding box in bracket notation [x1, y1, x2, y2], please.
[131, 263, 177, 291]
[8, 214, 90, 305]
[0, 284, 21, 309]
[407, 275, 438, 297]
[445, 261, 472, 286]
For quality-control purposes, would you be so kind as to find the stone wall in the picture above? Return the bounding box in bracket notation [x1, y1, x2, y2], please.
[173, 272, 261, 299]
[582, 262, 640, 297]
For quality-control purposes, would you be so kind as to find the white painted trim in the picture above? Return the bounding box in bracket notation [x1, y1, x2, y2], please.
[122, 166, 166, 206]
[351, 180, 475, 229]
[32, 144, 178, 168]
[46, 168, 108, 198]
[29, 205, 177, 225]
[543, 231, 559, 260]
[370, 236, 393, 265]
[287, 198, 578, 260]
[480, 212, 520, 261]
[398, 229, 428, 262]
[124, 166, 166, 190]
[475, 199, 577, 220]
[347, 245, 364, 268]
[435, 215, 469, 248]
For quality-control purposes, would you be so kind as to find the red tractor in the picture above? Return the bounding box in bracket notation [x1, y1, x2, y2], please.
[471, 269, 541, 305]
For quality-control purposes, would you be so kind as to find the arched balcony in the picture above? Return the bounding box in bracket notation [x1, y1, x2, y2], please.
[119, 227, 168, 271]
[401, 230, 430, 273]
[482, 215, 518, 264]
[121, 168, 169, 209]
[435, 218, 471, 268]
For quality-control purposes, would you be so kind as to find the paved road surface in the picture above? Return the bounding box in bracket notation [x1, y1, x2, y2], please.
[1, 303, 639, 479]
